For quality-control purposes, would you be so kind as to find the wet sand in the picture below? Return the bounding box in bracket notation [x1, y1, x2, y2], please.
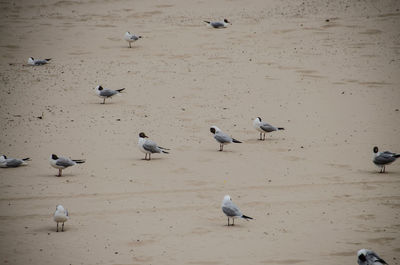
[0, 0, 399, 264]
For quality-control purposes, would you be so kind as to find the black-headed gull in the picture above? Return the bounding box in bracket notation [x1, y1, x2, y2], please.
[373, 146, 400, 173]
[203, 19, 231, 28]
[54, 205, 69, 232]
[0, 155, 30, 168]
[253, 117, 284, 140]
[124, 32, 142, 48]
[49, 154, 85, 177]
[28, 57, 51, 66]
[95, 85, 125, 104]
[138, 132, 170, 160]
[357, 249, 387, 265]
[210, 126, 241, 151]
[221, 195, 253, 226]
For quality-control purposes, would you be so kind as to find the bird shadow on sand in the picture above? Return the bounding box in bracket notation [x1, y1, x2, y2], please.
[357, 169, 399, 175]
[32, 225, 72, 234]
[37, 173, 79, 178]
[242, 137, 283, 144]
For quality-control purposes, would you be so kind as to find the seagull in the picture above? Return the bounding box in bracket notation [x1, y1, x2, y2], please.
[124, 32, 142, 48]
[0, 155, 30, 168]
[221, 195, 253, 226]
[210, 126, 241, 151]
[203, 19, 231, 28]
[95, 85, 125, 104]
[373, 146, 400, 173]
[253, 117, 284, 140]
[49, 154, 85, 177]
[357, 249, 387, 265]
[54, 205, 69, 232]
[138, 132, 170, 160]
[28, 57, 51, 66]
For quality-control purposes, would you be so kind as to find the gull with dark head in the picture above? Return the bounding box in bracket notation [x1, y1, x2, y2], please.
[138, 132, 170, 160]
[0, 155, 30, 168]
[124, 32, 142, 48]
[54, 205, 69, 232]
[28, 57, 51, 66]
[253, 117, 284, 140]
[49, 154, 85, 177]
[373, 146, 400, 173]
[203, 19, 231, 28]
[221, 195, 253, 226]
[210, 126, 241, 151]
[357, 249, 387, 265]
[95, 85, 125, 104]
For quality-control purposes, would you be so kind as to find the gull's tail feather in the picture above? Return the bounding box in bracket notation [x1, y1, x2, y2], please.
[45, 58, 52, 61]
[242, 215, 253, 220]
[22, 158, 31, 161]
[394, 154, 400, 158]
[116, 88, 125, 93]
[203, 20, 211, 24]
[162, 150, 169, 154]
[277, 127, 285, 130]
[232, 138, 242, 143]
[72, 159, 85, 164]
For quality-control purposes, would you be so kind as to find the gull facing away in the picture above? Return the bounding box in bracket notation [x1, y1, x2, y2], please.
[49, 154, 85, 177]
[0, 155, 30, 168]
[373, 146, 400, 173]
[124, 32, 142, 48]
[54, 205, 69, 232]
[138, 132, 170, 160]
[210, 126, 241, 151]
[28, 57, 51, 66]
[357, 249, 387, 265]
[95, 85, 125, 104]
[203, 19, 231, 28]
[221, 195, 253, 226]
[253, 117, 284, 140]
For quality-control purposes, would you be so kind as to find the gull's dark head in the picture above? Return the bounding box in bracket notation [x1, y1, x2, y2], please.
[357, 249, 368, 262]
[373, 146, 379, 153]
[96, 85, 103, 91]
[224, 19, 230, 24]
[210, 127, 216, 134]
[139, 132, 148, 138]
[257, 117, 262, 122]
[1, 155, 7, 159]
[51, 154, 58, 160]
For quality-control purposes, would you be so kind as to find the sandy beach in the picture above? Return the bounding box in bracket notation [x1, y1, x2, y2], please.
[0, 0, 399, 264]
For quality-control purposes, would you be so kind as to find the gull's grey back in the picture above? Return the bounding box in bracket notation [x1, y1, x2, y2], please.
[5, 158, 23, 167]
[260, 122, 277, 132]
[143, 140, 161, 153]
[222, 200, 242, 217]
[56, 157, 75, 167]
[374, 152, 396, 165]
[99, 89, 118, 97]
[214, 132, 232, 144]
[211, 21, 224, 28]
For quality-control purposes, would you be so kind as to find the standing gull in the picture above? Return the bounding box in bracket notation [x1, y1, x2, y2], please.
[54, 205, 69, 232]
[253, 117, 284, 140]
[210, 126, 241, 151]
[221, 195, 253, 226]
[49, 154, 85, 177]
[0, 155, 30, 168]
[138, 132, 170, 160]
[203, 19, 231, 28]
[124, 32, 142, 48]
[95, 85, 125, 104]
[357, 249, 387, 265]
[28, 57, 51, 65]
[373, 146, 400, 173]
